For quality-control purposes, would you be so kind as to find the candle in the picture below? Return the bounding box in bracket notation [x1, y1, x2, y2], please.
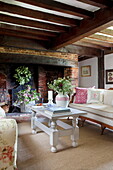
[48, 91, 53, 100]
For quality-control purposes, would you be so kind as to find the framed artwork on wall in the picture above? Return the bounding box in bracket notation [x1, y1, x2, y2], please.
[81, 65, 91, 77]
[106, 69, 113, 84]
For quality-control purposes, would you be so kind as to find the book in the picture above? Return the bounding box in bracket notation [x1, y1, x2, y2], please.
[44, 106, 71, 115]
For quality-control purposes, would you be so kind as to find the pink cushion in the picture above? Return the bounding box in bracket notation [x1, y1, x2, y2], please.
[74, 87, 88, 104]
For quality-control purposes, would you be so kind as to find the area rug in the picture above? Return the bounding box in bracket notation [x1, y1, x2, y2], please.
[17, 121, 113, 170]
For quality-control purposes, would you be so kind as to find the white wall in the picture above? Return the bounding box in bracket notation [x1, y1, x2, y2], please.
[79, 57, 98, 88]
[105, 53, 113, 89]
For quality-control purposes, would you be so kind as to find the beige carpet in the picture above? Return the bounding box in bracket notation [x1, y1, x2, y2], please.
[17, 120, 113, 170]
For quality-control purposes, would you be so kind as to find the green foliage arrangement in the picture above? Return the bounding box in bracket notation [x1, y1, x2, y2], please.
[15, 85, 40, 104]
[14, 66, 31, 85]
[47, 77, 73, 95]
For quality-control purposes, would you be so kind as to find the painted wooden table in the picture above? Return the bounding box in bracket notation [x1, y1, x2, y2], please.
[31, 106, 86, 152]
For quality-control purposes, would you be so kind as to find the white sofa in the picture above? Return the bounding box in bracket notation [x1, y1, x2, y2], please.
[0, 107, 18, 169]
[69, 88, 113, 134]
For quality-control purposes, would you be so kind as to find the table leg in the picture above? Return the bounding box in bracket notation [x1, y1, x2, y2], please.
[31, 112, 37, 134]
[71, 117, 79, 147]
[50, 120, 58, 153]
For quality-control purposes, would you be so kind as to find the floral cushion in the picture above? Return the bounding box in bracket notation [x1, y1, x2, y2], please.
[0, 119, 18, 169]
[74, 87, 88, 104]
[87, 88, 104, 103]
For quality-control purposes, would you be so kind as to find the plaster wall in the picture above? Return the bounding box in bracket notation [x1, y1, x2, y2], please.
[105, 53, 113, 89]
[79, 57, 98, 88]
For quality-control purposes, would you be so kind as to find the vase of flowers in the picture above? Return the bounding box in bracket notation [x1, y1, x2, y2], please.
[48, 77, 73, 107]
[15, 85, 40, 112]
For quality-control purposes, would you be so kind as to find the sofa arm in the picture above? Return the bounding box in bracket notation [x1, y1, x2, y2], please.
[0, 118, 18, 169]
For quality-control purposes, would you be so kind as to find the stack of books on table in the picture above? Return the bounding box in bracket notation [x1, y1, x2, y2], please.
[44, 106, 71, 115]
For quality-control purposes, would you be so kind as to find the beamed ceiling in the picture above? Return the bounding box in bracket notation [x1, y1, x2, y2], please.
[1, 0, 113, 61]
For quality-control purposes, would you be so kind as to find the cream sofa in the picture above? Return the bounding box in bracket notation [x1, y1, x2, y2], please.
[0, 107, 18, 169]
[69, 88, 113, 134]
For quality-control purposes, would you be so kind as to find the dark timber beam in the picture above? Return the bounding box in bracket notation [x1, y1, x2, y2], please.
[0, 23, 57, 37]
[78, 56, 95, 62]
[81, 38, 113, 48]
[0, 35, 46, 49]
[100, 29, 113, 37]
[16, 0, 93, 18]
[78, 0, 113, 8]
[98, 50, 104, 88]
[0, 28, 49, 41]
[50, 6, 113, 49]
[73, 41, 111, 50]
[0, 14, 67, 32]
[0, 1, 78, 26]
[59, 44, 101, 57]
[0, 53, 77, 67]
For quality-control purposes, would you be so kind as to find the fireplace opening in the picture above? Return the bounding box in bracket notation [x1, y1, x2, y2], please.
[0, 63, 78, 109]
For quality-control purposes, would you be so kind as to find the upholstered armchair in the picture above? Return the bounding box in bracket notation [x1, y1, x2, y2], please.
[0, 118, 18, 169]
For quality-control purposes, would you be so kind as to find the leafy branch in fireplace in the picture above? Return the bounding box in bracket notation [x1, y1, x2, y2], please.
[14, 66, 32, 85]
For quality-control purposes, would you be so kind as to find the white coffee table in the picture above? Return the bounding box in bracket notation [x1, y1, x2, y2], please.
[31, 106, 86, 152]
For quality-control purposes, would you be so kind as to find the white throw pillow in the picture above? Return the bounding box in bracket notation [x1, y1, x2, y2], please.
[104, 90, 113, 106]
[87, 88, 104, 104]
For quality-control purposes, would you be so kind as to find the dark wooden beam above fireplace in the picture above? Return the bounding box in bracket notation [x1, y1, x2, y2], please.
[0, 53, 77, 67]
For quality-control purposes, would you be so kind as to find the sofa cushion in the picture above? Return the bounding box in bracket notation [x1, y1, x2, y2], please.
[79, 112, 113, 127]
[69, 103, 113, 119]
[74, 87, 88, 104]
[0, 107, 6, 117]
[87, 88, 104, 104]
[104, 90, 113, 106]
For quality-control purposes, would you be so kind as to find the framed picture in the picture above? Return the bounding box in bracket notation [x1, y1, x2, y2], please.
[81, 65, 91, 77]
[106, 69, 113, 84]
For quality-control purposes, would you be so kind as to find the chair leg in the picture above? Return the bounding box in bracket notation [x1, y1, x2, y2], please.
[101, 125, 106, 135]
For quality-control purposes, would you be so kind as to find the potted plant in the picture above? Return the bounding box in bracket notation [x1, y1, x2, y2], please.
[15, 85, 40, 112]
[47, 77, 73, 107]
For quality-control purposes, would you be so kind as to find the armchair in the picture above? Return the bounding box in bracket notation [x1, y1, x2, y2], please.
[0, 118, 18, 169]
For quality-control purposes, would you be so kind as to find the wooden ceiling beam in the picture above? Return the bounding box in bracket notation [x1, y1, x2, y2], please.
[0, 14, 67, 32]
[78, 56, 95, 62]
[59, 44, 101, 57]
[89, 34, 113, 43]
[16, 0, 93, 18]
[0, 1, 78, 26]
[100, 29, 113, 36]
[0, 35, 46, 50]
[73, 41, 111, 50]
[0, 23, 58, 37]
[78, 0, 113, 8]
[50, 6, 113, 49]
[0, 28, 49, 41]
[81, 38, 113, 47]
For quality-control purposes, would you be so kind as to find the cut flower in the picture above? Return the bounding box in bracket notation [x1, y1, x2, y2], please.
[47, 77, 73, 95]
